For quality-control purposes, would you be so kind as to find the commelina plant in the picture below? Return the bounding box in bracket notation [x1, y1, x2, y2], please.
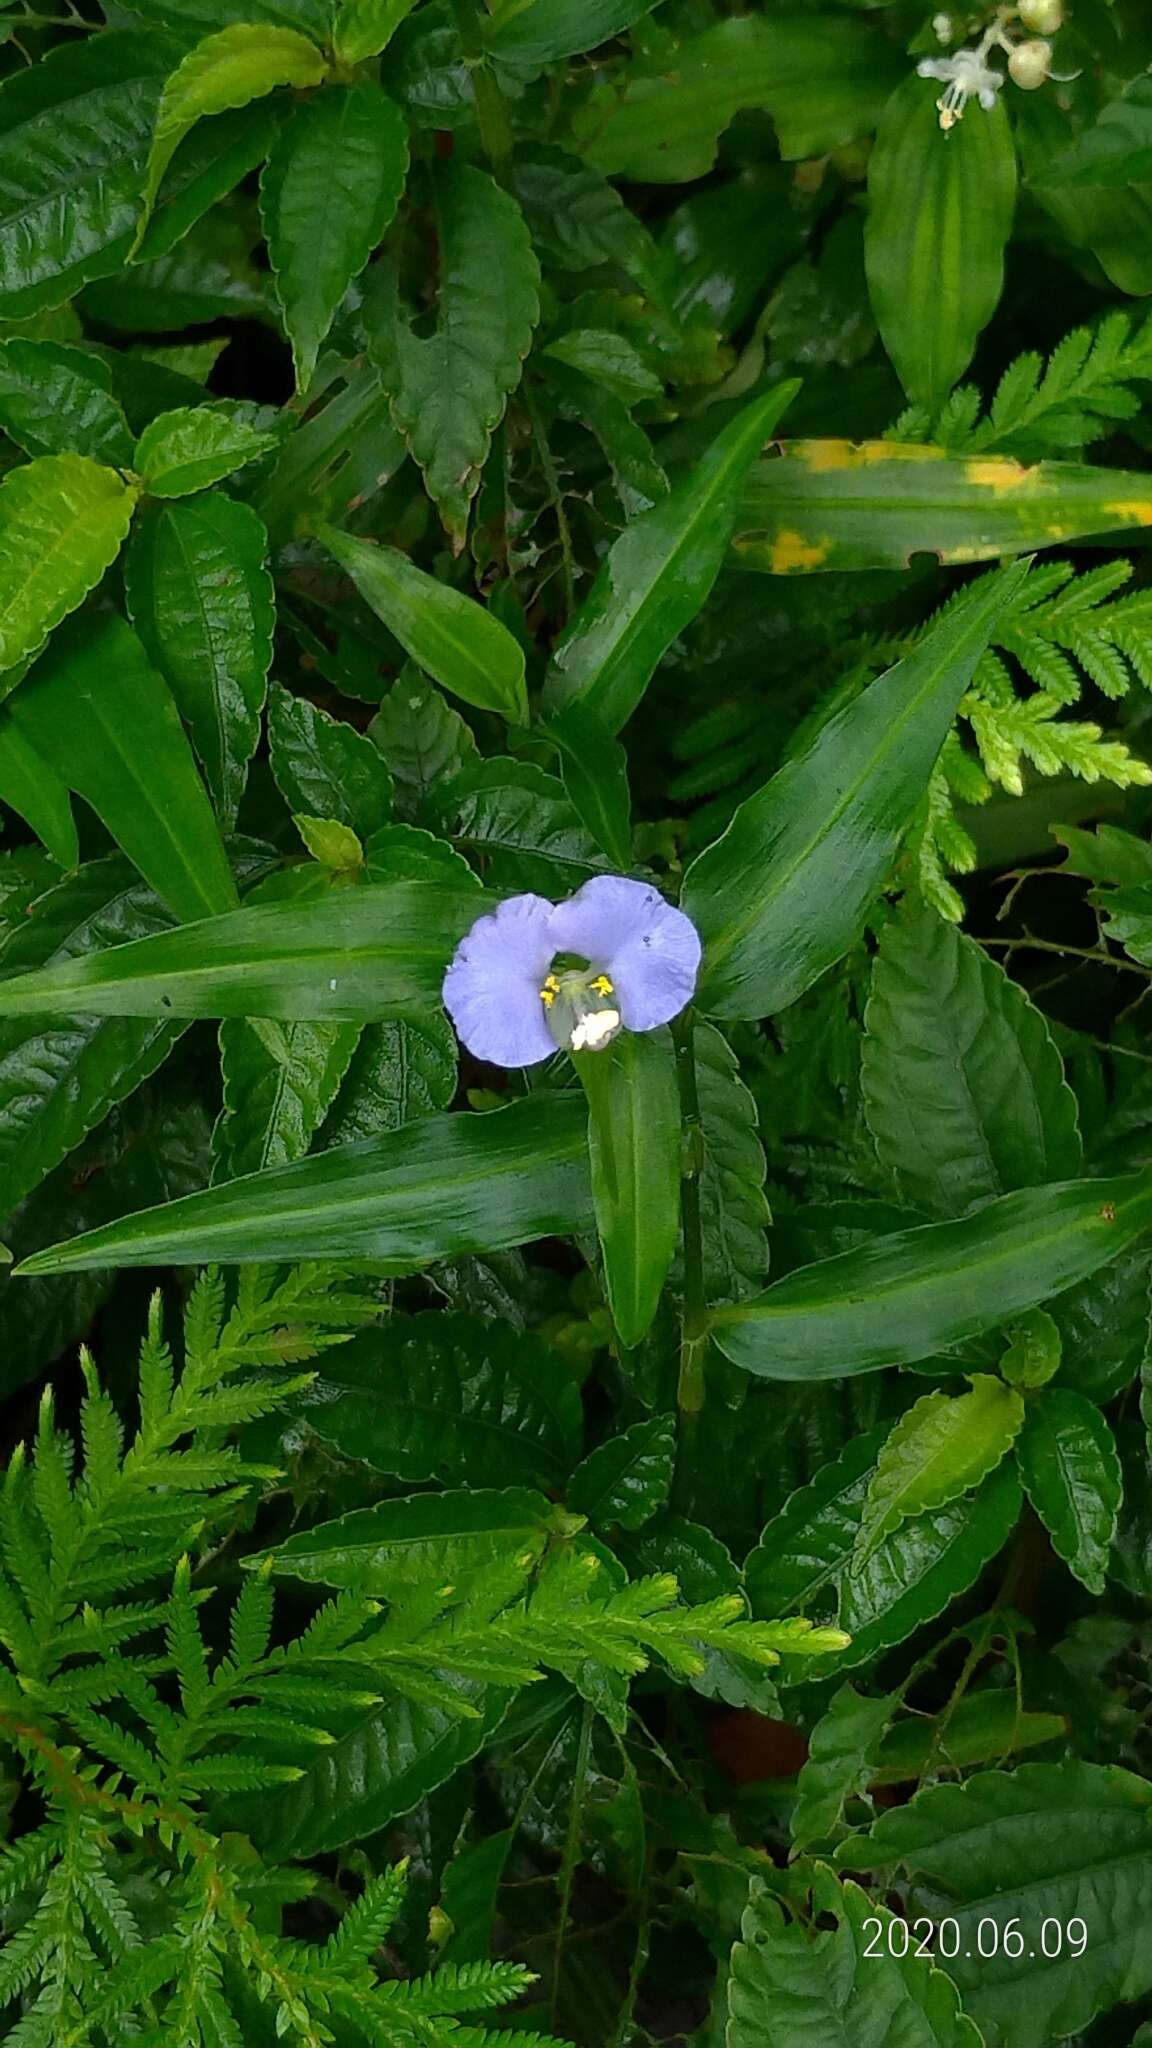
[2, 0, 1152, 2043]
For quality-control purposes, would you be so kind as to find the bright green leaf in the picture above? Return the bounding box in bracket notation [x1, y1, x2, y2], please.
[575, 1025, 680, 1348]
[854, 1378, 1024, 1571]
[133, 402, 280, 498]
[142, 23, 327, 227]
[0, 454, 137, 678]
[0, 339, 133, 464]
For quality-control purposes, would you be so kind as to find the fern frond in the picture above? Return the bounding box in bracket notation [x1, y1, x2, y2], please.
[320, 1862, 408, 1968]
[898, 310, 1152, 456]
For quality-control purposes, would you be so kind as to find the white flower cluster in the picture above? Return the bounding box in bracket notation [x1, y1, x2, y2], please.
[917, 1, 1064, 132]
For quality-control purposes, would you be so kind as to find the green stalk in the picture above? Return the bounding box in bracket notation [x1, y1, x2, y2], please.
[673, 1012, 709, 1439]
[448, 0, 514, 166]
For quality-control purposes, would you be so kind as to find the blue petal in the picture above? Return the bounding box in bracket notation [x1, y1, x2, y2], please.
[442, 894, 557, 1067]
[548, 875, 701, 1032]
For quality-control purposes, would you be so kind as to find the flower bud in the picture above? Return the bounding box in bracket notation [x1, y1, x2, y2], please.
[1008, 37, 1052, 87]
[1018, 0, 1063, 31]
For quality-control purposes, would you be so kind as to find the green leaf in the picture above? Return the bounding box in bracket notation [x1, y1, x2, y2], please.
[368, 162, 540, 547]
[0, 454, 137, 677]
[866, 76, 1018, 411]
[16, 1092, 594, 1271]
[215, 1017, 360, 1180]
[871, 1691, 1066, 1784]
[509, 145, 661, 289]
[333, 0, 420, 66]
[746, 1428, 1022, 1677]
[3, 613, 236, 923]
[370, 674, 478, 819]
[544, 704, 633, 872]
[297, 1313, 582, 1489]
[568, 1415, 675, 1532]
[261, 83, 409, 394]
[260, 1485, 555, 1592]
[432, 759, 614, 897]
[0, 339, 133, 464]
[267, 682, 394, 840]
[728, 1873, 982, 2048]
[542, 386, 798, 737]
[142, 23, 327, 227]
[854, 1378, 1024, 1571]
[714, 1174, 1152, 1382]
[133, 402, 280, 498]
[487, 0, 659, 68]
[0, 722, 77, 870]
[320, 527, 527, 723]
[575, 1026, 680, 1348]
[0, 860, 182, 1218]
[295, 815, 363, 873]
[137, 99, 282, 266]
[0, 33, 180, 318]
[690, 1018, 769, 1304]
[0, 877, 479, 1022]
[683, 560, 1029, 1019]
[844, 1762, 1152, 2048]
[733, 440, 1152, 575]
[790, 1684, 896, 1853]
[124, 492, 274, 826]
[1016, 1387, 1123, 1597]
[321, 1013, 457, 1144]
[861, 897, 1082, 1216]
[1048, 74, 1152, 189]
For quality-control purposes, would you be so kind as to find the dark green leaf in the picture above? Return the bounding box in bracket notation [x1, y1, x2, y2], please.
[575, 1025, 680, 1348]
[0, 723, 77, 870]
[215, 1017, 360, 1180]
[1017, 1386, 1123, 1597]
[1048, 75, 1152, 189]
[142, 22, 327, 223]
[487, 0, 658, 67]
[267, 682, 394, 840]
[690, 1018, 769, 1305]
[321, 1013, 457, 1145]
[790, 1684, 896, 1852]
[568, 1415, 675, 1531]
[0, 454, 138, 678]
[0, 339, 132, 464]
[544, 705, 633, 872]
[433, 759, 614, 896]
[369, 674, 478, 820]
[509, 145, 660, 288]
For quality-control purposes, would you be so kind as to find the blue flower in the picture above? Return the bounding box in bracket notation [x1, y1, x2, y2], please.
[442, 875, 702, 1067]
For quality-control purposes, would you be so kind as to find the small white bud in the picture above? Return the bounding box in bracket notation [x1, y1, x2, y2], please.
[1008, 37, 1052, 87]
[932, 10, 954, 40]
[1018, 0, 1063, 32]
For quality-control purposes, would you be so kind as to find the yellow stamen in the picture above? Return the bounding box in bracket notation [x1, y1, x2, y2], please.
[540, 973, 559, 1007]
[590, 974, 614, 996]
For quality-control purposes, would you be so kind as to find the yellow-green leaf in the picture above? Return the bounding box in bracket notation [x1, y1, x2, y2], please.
[0, 453, 137, 677]
[853, 1378, 1024, 1572]
[142, 24, 327, 229]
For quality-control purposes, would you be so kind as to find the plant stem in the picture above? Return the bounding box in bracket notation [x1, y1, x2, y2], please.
[551, 1696, 593, 2028]
[447, 0, 514, 165]
[673, 1013, 708, 1444]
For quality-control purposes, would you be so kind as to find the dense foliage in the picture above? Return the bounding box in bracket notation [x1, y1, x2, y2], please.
[3, 0, 1152, 2042]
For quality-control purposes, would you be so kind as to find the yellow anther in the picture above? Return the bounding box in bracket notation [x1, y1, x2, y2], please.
[590, 974, 614, 996]
[540, 973, 560, 1007]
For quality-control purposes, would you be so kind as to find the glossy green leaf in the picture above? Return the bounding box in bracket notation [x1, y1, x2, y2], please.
[262, 83, 409, 394]
[1051, 1243, 1151, 1403]
[543, 385, 798, 736]
[133, 402, 280, 498]
[0, 33, 180, 318]
[3, 613, 236, 924]
[125, 492, 274, 826]
[790, 1684, 896, 1852]
[16, 1092, 593, 1271]
[544, 704, 633, 872]
[854, 1378, 1024, 1571]
[142, 23, 327, 225]
[369, 674, 478, 817]
[715, 1174, 1152, 1382]
[862, 897, 1082, 1216]
[568, 1415, 675, 1531]
[260, 1486, 555, 1593]
[0, 454, 137, 678]
[745, 1427, 1022, 1677]
[433, 759, 614, 897]
[689, 1018, 770, 1305]
[871, 1691, 1066, 1784]
[321, 1013, 457, 1144]
[510, 145, 660, 289]
[866, 76, 1018, 410]
[333, 0, 420, 66]
[367, 162, 540, 547]
[845, 1762, 1152, 2048]
[267, 682, 394, 840]
[215, 1017, 360, 1180]
[1016, 1386, 1123, 1597]
[684, 560, 1027, 1020]
[0, 877, 480, 1023]
[0, 723, 77, 871]
[0, 859, 182, 1219]
[575, 1025, 679, 1348]
[0, 339, 132, 464]
[734, 440, 1152, 575]
[487, 0, 658, 67]
[137, 99, 283, 266]
[297, 1313, 582, 1490]
[320, 526, 527, 723]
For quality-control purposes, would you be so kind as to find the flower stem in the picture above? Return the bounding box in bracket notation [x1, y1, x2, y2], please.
[447, 0, 514, 166]
[673, 1012, 708, 1457]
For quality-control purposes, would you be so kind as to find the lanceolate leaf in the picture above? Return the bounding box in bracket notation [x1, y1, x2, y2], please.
[261, 83, 409, 394]
[486, 0, 660, 67]
[862, 896, 1082, 1217]
[215, 1017, 360, 1180]
[0, 339, 133, 465]
[320, 526, 527, 723]
[684, 560, 1029, 1020]
[1016, 1387, 1123, 1597]
[543, 386, 798, 736]
[0, 878, 479, 1022]
[142, 24, 328, 225]
[713, 1175, 1152, 1382]
[0, 723, 77, 871]
[260, 1486, 556, 1593]
[16, 1092, 593, 1271]
[568, 1414, 675, 1531]
[0, 455, 138, 678]
[575, 1025, 680, 1349]
[853, 1378, 1024, 1571]
[3, 614, 236, 923]
[866, 76, 1018, 410]
[125, 492, 274, 826]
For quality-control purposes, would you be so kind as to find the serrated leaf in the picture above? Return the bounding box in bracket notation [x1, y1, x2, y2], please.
[3, 612, 236, 923]
[215, 1017, 360, 1181]
[790, 1684, 896, 1853]
[267, 681, 394, 840]
[576, 1025, 680, 1349]
[1016, 1386, 1123, 1596]
[16, 1093, 594, 1272]
[684, 560, 1028, 1019]
[369, 674, 477, 819]
[262, 83, 408, 394]
[543, 386, 797, 737]
[872, 1690, 1066, 1785]
[321, 1012, 456, 1145]
[142, 24, 327, 226]
[320, 527, 527, 723]
[258, 1485, 555, 1591]
[334, 0, 420, 66]
[690, 1018, 769, 1304]
[369, 162, 540, 547]
[713, 1175, 1152, 1382]
[298, 1313, 582, 1489]
[746, 1428, 1022, 1676]
[862, 897, 1082, 1216]
[433, 759, 614, 897]
[0, 454, 137, 677]
[133, 403, 279, 498]
[0, 339, 132, 464]
[125, 492, 273, 826]
[845, 1761, 1152, 2048]
[854, 1378, 1024, 1571]
[568, 1415, 675, 1532]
